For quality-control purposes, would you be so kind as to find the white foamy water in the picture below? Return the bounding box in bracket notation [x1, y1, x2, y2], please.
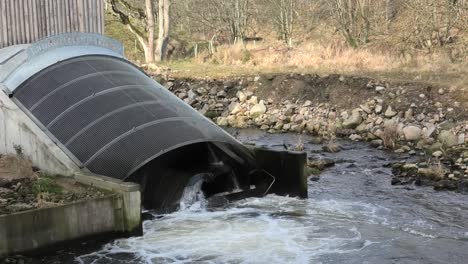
[76, 196, 383, 264]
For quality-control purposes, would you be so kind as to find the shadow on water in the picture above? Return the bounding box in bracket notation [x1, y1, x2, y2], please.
[18, 129, 468, 264]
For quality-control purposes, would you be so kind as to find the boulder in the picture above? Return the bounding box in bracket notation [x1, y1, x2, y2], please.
[342, 109, 362, 129]
[403, 125, 422, 141]
[250, 101, 267, 118]
[216, 117, 228, 126]
[438, 130, 458, 147]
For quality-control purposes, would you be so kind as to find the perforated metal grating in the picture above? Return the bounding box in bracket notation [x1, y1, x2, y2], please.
[12, 55, 252, 179]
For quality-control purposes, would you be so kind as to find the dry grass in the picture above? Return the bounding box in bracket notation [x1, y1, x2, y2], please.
[293, 135, 305, 152]
[419, 159, 446, 181]
[381, 121, 399, 150]
[162, 40, 468, 88]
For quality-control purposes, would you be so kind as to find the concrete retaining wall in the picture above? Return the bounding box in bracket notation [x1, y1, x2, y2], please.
[0, 91, 81, 176]
[0, 173, 142, 257]
[1, 195, 120, 256]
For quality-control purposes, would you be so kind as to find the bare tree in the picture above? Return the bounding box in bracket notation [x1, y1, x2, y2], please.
[265, 0, 297, 44]
[399, 0, 468, 51]
[328, 0, 375, 48]
[108, 0, 155, 63]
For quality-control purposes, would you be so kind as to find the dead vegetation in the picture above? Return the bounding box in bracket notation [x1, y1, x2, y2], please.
[381, 121, 399, 150]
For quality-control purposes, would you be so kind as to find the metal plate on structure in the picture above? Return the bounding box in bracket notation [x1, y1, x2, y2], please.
[12, 55, 252, 180]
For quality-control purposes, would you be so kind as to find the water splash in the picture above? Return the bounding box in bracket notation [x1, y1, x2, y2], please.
[179, 174, 208, 211]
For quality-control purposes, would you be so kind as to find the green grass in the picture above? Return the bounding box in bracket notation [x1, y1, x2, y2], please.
[32, 176, 63, 196]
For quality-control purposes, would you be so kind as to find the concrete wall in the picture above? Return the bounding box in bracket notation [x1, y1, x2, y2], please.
[1, 195, 122, 256]
[0, 91, 81, 176]
[0, 173, 142, 257]
[74, 173, 142, 236]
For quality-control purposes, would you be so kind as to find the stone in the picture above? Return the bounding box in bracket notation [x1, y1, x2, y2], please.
[360, 104, 372, 114]
[237, 91, 247, 102]
[230, 103, 243, 115]
[188, 89, 197, 99]
[438, 130, 458, 147]
[292, 114, 304, 124]
[438, 88, 445, 95]
[228, 102, 239, 112]
[308, 158, 335, 170]
[404, 108, 413, 120]
[370, 139, 383, 147]
[422, 123, 436, 138]
[216, 90, 227, 98]
[322, 142, 341, 153]
[375, 105, 383, 114]
[432, 151, 443, 157]
[458, 133, 465, 145]
[342, 109, 362, 129]
[375, 86, 385, 93]
[349, 134, 362, 141]
[403, 125, 422, 141]
[384, 106, 397, 118]
[247, 96, 258, 105]
[216, 117, 228, 126]
[303, 100, 312, 107]
[250, 101, 267, 118]
[234, 116, 248, 128]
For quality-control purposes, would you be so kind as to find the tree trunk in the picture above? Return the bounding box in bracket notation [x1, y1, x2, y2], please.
[156, 0, 171, 61]
[146, 0, 155, 63]
[386, 0, 397, 24]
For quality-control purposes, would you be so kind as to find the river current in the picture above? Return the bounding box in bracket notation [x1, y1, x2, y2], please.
[73, 130, 468, 264]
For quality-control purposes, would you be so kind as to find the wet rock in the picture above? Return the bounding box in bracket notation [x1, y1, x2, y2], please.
[370, 139, 383, 147]
[322, 142, 341, 153]
[349, 134, 362, 141]
[308, 158, 335, 170]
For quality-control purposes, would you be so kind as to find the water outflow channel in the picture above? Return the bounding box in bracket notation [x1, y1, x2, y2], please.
[75, 129, 468, 264]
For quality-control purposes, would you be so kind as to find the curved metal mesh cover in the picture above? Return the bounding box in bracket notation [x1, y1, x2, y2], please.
[12, 55, 253, 179]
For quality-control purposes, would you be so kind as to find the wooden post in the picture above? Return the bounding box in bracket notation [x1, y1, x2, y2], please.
[194, 44, 198, 57]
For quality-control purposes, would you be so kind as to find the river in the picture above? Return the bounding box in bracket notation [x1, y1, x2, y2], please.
[45, 130, 468, 263]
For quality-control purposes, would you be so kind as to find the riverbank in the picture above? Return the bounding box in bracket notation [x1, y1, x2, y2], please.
[155, 73, 468, 193]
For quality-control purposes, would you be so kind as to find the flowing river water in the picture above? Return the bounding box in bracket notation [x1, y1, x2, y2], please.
[45, 130, 468, 263]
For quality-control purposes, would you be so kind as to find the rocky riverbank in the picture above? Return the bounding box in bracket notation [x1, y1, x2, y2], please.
[156, 73, 468, 193]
